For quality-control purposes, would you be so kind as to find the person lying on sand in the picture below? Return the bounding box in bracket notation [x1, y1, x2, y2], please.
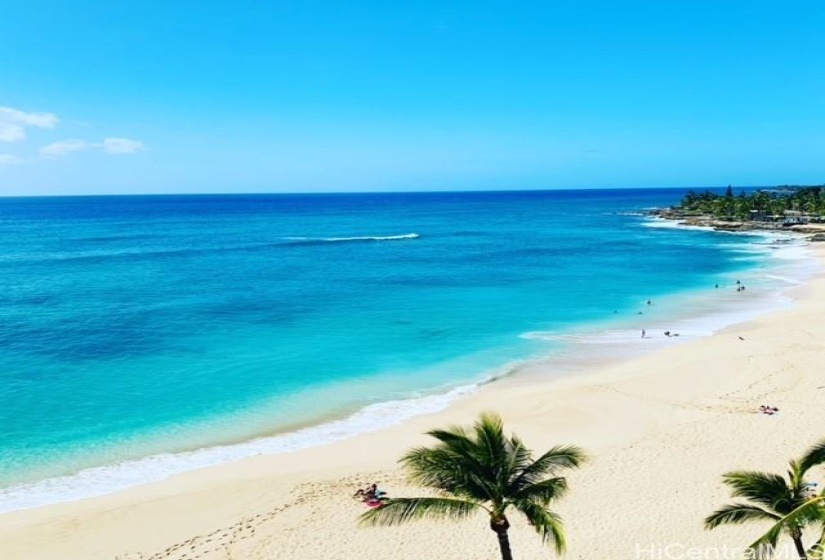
[353, 483, 389, 508]
[758, 405, 780, 415]
[353, 483, 384, 500]
[352, 483, 377, 499]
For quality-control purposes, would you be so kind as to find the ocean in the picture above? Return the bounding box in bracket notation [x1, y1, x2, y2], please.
[0, 188, 816, 512]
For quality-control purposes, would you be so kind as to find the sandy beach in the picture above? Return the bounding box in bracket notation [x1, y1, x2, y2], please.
[3, 245, 825, 560]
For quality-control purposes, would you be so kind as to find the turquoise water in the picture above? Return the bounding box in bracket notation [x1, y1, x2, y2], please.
[0, 189, 814, 510]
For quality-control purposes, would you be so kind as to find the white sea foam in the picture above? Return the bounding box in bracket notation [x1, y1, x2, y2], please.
[0, 383, 473, 514]
[522, 239, 817, 363]
[520, 291, 794, 358]
[641, 217, 805, 244]
[285, 233, 420, 242]
[521, 330, 671, 344]
[770, 244, 812, 260]
[761, 274, 807, 286]
[324, 233, 420, 242]
[641, 218, 714, 232]
[0, 234, 423, 264]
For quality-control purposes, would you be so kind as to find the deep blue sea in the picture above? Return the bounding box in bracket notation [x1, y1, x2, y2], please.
[0, 189, 816, 511]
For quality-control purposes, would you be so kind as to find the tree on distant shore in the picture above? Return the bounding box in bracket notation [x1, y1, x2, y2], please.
[678, 186, 825, 221]
[705, 439, 825, 559]
[359, 412, 586, 560]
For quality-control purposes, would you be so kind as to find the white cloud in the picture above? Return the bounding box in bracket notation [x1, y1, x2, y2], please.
[101, 137, 146, 154]
[0, 106, 59, 143]
[0, 104, 146, 162]
[40, 139, 91, 157]
[0, 154, 25, 166]
[38, 137, 146, 159]
[0, 107, 59, 128]
[0, 125, 25, 143]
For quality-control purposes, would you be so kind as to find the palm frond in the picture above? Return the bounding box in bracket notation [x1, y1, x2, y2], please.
[423, 426, 484, 471]
[746, 539, 782, 560]
[507, 445, 586, 493]
[472, 412, 511, 490]
[747, 497, 825, 559]
[504, 434, 534, 474]
[808, 523, 825, 560]
[746, 518, 796, 560]
[511, 499, 567, 554]
[474, 411, 505, 443]
[401, 445, 496, 501]
[507, 477, 568, 506]
[799, 439, 825, 475]
[722, 471, 794, 512]
[401, 446, 468, 486]
[358, 497, 483, 527]
[425, 426, 472, 447]
[704, 503, 781, 529]
[787, 460, 805, 491]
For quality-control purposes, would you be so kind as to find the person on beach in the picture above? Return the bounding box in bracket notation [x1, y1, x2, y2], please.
[353, 483, 379, 500]
[641, 329, 646, 338]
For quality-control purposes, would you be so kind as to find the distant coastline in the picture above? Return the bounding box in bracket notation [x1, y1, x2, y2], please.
[648, 185, 825, 239]
[648, 208, 825, 237]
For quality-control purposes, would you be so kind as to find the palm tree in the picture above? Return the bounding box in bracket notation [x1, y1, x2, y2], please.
[359, 412, 586, 560]
[747, 495, 825, 560]
[705, 439, 825, 559]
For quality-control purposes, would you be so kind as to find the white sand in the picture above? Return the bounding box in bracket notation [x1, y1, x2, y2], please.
[3, 246, 825, 560]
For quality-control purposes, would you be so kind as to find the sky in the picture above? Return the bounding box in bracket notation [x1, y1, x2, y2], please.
[0, 1, 823, 196]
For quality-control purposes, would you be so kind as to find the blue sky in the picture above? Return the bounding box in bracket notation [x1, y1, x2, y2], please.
[0, 1, 823, 195]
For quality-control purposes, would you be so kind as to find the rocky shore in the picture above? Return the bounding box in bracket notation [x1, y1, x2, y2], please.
[649, 207, 825, 240]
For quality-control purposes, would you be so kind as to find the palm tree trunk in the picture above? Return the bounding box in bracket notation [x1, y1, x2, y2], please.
[490, 515, 513, 560]
[495, 529, 514, 560]
[793, 534, 808, 560]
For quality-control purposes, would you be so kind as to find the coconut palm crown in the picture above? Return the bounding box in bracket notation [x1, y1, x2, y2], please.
[359, 412, 586, 560]
[705, 438, 825, 560]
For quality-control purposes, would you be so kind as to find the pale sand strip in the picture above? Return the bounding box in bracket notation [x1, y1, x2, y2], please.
[2, 246, 825, 560]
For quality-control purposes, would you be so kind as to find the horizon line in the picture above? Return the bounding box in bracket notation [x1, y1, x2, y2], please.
[1, 184, 810, 200]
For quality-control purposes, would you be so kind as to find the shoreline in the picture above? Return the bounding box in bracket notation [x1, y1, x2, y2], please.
[0, 224, 813, 514]
[649, 206, 825, 237]
[2, 243, 825, 558]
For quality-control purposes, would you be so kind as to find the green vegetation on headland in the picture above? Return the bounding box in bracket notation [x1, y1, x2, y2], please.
[651, 186, 825, 235]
